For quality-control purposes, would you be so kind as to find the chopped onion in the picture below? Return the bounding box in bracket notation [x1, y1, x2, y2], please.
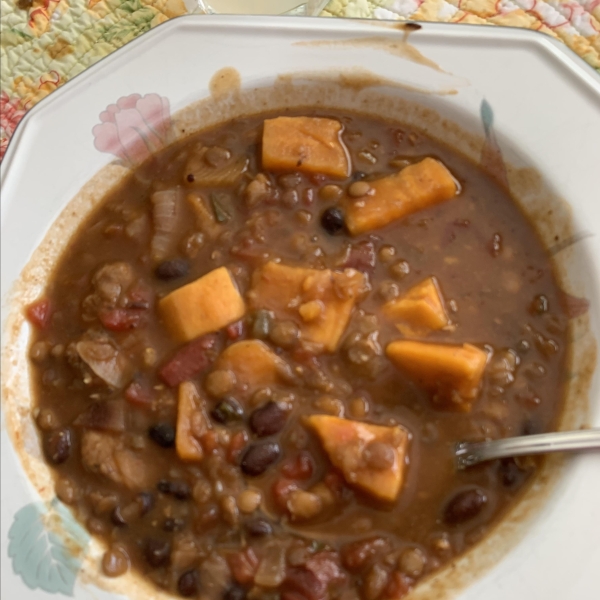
[76, 339, 132, 389]
[254, 542, 286, 588]
[151, 189, 183, 261]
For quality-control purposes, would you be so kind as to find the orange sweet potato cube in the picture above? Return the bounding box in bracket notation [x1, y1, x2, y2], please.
[214, 340, 291, 398]
[386, 341, 488, 410]
[306, 415, 409, 502]
[383, 277, 450, 336]
[344, 158, 458, 235]
[248, 261, 368, 352]
[262, 117, 350, 178]
[176, 381, 208, 462]
[159, 267, 246, 343]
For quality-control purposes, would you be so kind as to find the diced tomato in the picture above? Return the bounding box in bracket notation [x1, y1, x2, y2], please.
[291, 348, 320, 365]
[25, 298, 52, 329]
[282, 567, 326, 600]
[99, 308, 145, 331]
[227, 430, 248, 464]
[158, 334, 218, 387]
[200, 431, 219, 454]
[227, 547, 259, 585]
[127, 281, 154, 309]
[281, 451, 314, 480]
[282, 593, 308, 600]
[124, 379, 153, 406]
[305, 551, 346, 586]
[341, 241, 376, 273]
[272, 478, 299, 511]
[384, 572, 414, 599]
[226, 320, 245, 341]
[341, 537, 390, 571]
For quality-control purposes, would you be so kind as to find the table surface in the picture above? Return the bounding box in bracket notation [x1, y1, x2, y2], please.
[1, 0, 599, 161]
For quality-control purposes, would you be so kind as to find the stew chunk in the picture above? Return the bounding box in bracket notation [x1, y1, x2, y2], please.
[262, 117, 350, 178]
[344, 158, 458, 234]
[213, 340, 291, 399]
[386, 341, 488, 410]
[81, 431, 149, 489]
[176, 381, 209, 461]
[383, 276, 450, 336]
[248, 261, 368, 352]
[306, 415, 409, 502]
[159, 266, 246, 343]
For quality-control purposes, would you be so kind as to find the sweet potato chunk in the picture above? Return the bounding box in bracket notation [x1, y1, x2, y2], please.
[383, 277, 450, 336]
[306, 415, 409, 502]
[386, 341, 488, 410]
[262, 117, 350, 178]
[159, 267, 246, 343]
[176, 381, 208, 462]
[344, 158, 458, 235]
[214, 340, 291, 397]
[248, 261, 369, 352]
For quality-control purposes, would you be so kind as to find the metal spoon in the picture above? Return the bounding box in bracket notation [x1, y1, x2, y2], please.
[455, 428, 600, 470]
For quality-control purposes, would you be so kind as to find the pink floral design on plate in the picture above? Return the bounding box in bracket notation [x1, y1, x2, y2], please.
[92, 93, 172, 167]
[0, 92, 27, 161]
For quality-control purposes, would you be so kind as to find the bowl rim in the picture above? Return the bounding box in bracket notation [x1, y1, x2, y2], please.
[1, 14, 599, 600]
[2, 15, 600, 188]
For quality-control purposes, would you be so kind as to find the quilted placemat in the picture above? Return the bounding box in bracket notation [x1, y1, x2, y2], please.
[1, 0, 599, 161]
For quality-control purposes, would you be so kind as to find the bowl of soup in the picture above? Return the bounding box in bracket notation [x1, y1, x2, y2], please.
[1, 15, 599, 600]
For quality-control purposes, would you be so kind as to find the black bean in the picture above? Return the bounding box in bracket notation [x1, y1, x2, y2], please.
[157, 479, 172, 494]
[521, 418, 540, 436]
[241, 441, 281, 476]
[249, 402, 286, 437]
[321, 207, 346, 235]
[211, 398, 244, 424]
[149, 423, 176, 448]
[224, 584, 247, 600]
[245, 517, 273, 537]
[136, 491, 154, 515]
[163, 518, 185, 532]
[111, 506, 127, 527]
[157, 479, 191, 500]
[155, 258, 190, 281]
[44, 428, 72, 464]
[172, 481, 191, 500]
[443, 488, 488, 525]
[144, 538, 171, 568]
[178, 568, 200, 597]
[498, 458, 527, 488]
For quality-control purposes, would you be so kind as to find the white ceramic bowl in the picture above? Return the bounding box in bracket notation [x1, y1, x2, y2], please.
[2, 15, 600, 600]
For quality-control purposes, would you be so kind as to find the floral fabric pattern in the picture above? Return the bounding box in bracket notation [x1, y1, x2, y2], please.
[1, 0, 598, 160]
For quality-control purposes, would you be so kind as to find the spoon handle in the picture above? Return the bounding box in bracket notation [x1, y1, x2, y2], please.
[455, 428, 600, 470]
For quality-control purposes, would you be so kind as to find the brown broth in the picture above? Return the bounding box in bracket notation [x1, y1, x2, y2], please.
[28, 110, 568, 599]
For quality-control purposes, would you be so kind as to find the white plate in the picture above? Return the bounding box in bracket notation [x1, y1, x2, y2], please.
[2, 15, 600, 600]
